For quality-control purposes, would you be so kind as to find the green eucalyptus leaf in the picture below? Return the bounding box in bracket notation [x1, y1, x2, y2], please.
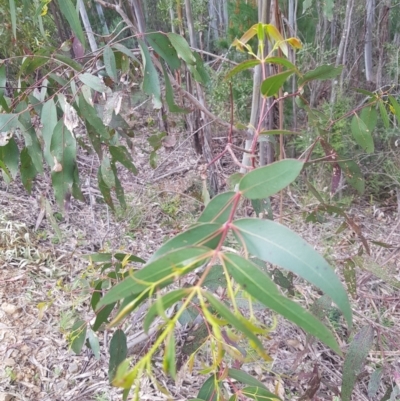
[298, 64, 343, 85]
[261, 70, 294, 97]
[97, 247, 212, 308]
[166, 33, 196, 65]
[225, 59, 261, 80]
[79, 73, 109, 93]
[109, 145, 137, 175]
[150, 223, 223, 262]
[198, 191, 236, 224]
[53, 53, 83, 71]
[20, 148, 37, 193]
[109, 329, 127, 382]
[138, 39, 162, 109]
[242, 386, 281, 400]
[70, 319, 87, 354]
[342, 325, 374, 401]
[223, 253, 342, 354]
[232, 218, 352, 329]
[58, 0, 86, 50]
[103, 45, 118, 82]
[351, 113, 374, 153]
[147, 32, 181, 70]
[239, 160, 303, 199]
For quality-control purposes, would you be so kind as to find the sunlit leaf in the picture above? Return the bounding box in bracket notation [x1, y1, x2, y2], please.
[388, 95, 400, 125]
[41, 99, 57, 167]
[239, 160, 303, 199]
[232, 219, 352, 329]
[342, 325, 374, 401]
[259, 129, 299, 136]
[223, 253, 342, 354]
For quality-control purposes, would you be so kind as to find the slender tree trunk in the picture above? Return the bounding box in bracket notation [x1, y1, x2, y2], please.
[364, 0, 375, 82]
[330, 0, 354, 104]
[95, 1, 110, 35]
[78, 0, 98, 53]
[185, 0, 218, 194]
[376, 0, 390, 87]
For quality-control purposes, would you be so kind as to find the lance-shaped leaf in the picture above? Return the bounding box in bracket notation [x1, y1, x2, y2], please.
[167, 33, 196, 65]
[351, 113, 374, 153]
[111, 161, 126, 210]
[265, 56, 297, 71]
[109, 329, 127, 382]
[298, 64, 343, 86]
[20, 148, 37, 193]
[103, 45, 118, 82]
[225, 59, 261, 81]
[261, 70, 294, 97]
[70, 319, 87, 354]
[109, 145, 137, 175]
[112, 43, 140, 63]
[58, 0, 86, 50]
[231, 219, 352, 329]
[79, 73, 109, 93]
[163, 331, 177, 379]
[41, 99, 57, 167]
[342, 325, 374, 401]
[17, 105, 44, 173]
[0, 114, 19, 132]
[360, 106, 377, 134]
[239, 159, 303, 199]
[223, 253, 342, 354]
[389, 95, 400, 125]
[242, 386, 281, 401]
[378, 100, 390, 128]
[147, 32, 181, 70]
[51, 120, 77, 208]
[202, 291, 266, 353]
[78, 94, 110, 140]
[0, 137, 19, 180]
[87, 329, 100, 360]
[8, 0, 16, 40]
[144, 289, 189, 333]
[97, 247, 212, 308]
[138, 39, 162, 109]
[259, 129, 300, 136]
[197, 375, 220, 401]
[198, 192, 237, 224]
[227, 369, 268, 390]
[53, 53, 83, 71]
[338, 159, 364, 195]
[19, 51, 50, 77]
[150, 223, 223, 262]
[161, 61, 189, 113]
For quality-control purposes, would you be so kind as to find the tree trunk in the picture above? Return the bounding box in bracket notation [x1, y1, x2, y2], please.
[330, 0, 354, 104]
[364, 0, 375, 82]
[95, 1, 110, 35]
[78, 0, 98, 53]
